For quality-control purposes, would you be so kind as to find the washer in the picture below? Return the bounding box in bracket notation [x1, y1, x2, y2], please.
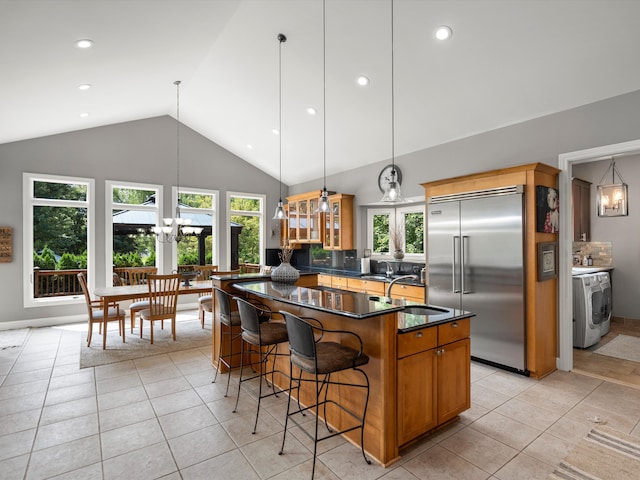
[595, 272, 612, 336]
[573, 274, 604, 348]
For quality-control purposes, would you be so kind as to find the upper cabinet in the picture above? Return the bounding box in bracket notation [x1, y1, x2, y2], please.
[281, 191, 354, 250]
[283, 190, 324, 246]
[323, 194, 354, 250]
[572, 178, 591, 242]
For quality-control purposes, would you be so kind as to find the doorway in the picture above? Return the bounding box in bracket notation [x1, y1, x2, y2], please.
[558, 139, 640, 375]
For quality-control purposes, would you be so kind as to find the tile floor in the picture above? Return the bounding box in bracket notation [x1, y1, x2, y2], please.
[2, 312, 640, 480]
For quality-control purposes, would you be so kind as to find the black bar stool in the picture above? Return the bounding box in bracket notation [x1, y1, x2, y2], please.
[211, 287, 242, 396]
[278, 311, 371, 479]
[233, 296, 290, 434]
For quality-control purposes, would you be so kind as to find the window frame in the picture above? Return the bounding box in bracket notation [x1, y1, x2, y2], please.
[227, 191, 266, 269]
[23, 172, 95, 308]
[366, 203, 425, 261]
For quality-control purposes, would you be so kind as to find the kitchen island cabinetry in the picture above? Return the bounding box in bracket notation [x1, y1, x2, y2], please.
[397, 319, 470, 446]
[233, 280, 472, 466]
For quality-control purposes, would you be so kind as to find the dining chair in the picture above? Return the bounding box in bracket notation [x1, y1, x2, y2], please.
[232, 296, 289, 434]
[278, 310, 371, 479]
[139, 273, 181, 344]
[77, 272, 125, 350]
[127, 267, 159, 333]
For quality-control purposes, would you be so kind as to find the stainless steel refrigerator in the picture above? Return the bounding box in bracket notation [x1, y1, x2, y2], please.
[427, 186, 527, 374]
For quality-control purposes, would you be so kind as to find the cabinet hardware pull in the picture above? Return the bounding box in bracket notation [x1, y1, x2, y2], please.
[441, 348, 445, 354]
[451, 322, 458, 328]
[416, 332, 423, 338]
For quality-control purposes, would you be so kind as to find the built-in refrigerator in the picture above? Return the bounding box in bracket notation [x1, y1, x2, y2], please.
[427, 185, 527, 374]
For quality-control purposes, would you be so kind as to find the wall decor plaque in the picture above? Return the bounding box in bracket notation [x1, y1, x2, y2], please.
[0, 227, 12, 263]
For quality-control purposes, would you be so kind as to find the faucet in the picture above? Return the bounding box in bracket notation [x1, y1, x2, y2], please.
[383, 261, 395, 277]
[386, 274, 419, 297]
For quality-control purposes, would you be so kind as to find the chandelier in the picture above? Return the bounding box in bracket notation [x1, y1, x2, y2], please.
[152, 80, 203, 242]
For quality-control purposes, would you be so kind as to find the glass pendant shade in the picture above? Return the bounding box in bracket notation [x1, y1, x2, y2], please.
[273, 200, 287, 220]
[381, 169, 403, 202]
[597, 158, 628, 217]
[318, 189, 330, 213]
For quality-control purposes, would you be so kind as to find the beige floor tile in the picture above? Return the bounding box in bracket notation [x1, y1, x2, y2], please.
[168, 424, 236, 469]
[545, 415, 594, 445]
[10, 357, 56, 374]
[0, 390, 46, 416]
[51, 363, 83, 378]
[193, 377, 232, 403]
[473, 372, 535, 398]
[184, 369, 218, 388]
[494, 397, 563, 431]
[440, 426, 518, 474]
[0, 453, 29, 480]
[158, 404, 218, 439]
[242, 431, 311, 479]
[221, 405, 284, 446]
[522, 431, 573, 467]
[564, 401, 638, 433]
[175, 358, 214, 376]
[2, 367, 51, 386]
[133, 354, 174, 371]
[581, 381, 640, 418]
[96, 372, 142, 395]
[459, 403, 490, 425]
[150, 388, 204, 416]
[493, 452, 556, 480]
[270, 457, 342, 479]
[402, 444, 489, 480]
[47, 462, 102, 480]
[168, 348, 209, 365]
[470, 411, 541, 451]
[94, 360, 137, 381]
[470, 363, 498, 383]
[180, 448, 260, 480]
[144, 375, 192, 399]
[98, 399, 156, 432]
[33, 413, 99, 451]
[0, 378, 49, 401]
[0, 408, 41, 435]
[286, 414, 348, 456]
[97, 385, 147, 411]
[0, 428, 36, 462]
[470, 384, 511, 410]
[25, 434, 101, 480]
[44, 382, 96, 406]
[514, 383, 576, 415]
[47, 369, 95, 390]
[102, 441, 177, 480]
[137, 363, 182, 385]
[101, 418, 165, 459]
[376, 467, 419, 480]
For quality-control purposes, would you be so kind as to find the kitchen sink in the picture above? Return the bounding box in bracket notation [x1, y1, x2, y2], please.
[368, 295, 392, 304]
[360, 275, 391, 281]
[402, 305, 451, 316]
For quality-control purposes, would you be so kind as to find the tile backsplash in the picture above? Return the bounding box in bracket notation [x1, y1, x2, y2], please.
[572, 241, 613, 267]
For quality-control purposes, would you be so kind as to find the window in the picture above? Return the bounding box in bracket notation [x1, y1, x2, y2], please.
[367, 204, 425, 259]
[23, 173, 94, 306]
[107, 181, 160, 283]
[228, 193, 265, 268]
[174, 187, 217, 270]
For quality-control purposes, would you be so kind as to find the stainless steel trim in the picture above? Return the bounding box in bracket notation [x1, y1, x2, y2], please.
[428, 185, 525, 203]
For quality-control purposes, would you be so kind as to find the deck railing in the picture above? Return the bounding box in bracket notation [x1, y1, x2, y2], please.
[33, 268, 85, 298]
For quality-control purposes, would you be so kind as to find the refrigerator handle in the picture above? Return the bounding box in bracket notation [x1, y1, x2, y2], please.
[462, 235, 472, 294]
[453, 236, 461, 293]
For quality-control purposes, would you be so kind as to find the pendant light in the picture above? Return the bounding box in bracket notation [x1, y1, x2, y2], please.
[381, 0, 404, 203]
[597, 157, 629, 217]
[273, 33, 289, 220]
[152, 80, 203, 242]
[317, 0, 331, 214]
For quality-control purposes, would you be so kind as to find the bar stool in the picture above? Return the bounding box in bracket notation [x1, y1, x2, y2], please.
[233, 296, 289, 434]
[211, 287, 242, 396]
[278, 311, 371, 479]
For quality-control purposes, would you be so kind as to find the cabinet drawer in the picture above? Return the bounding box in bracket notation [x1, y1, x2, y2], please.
[317, 274, 332, 287]
[397, 327, 437, 359]
[347, 278, 385, 295]
[332, 276, 348, 289]
[438, 318, 470, 345]
[390, 283, 425, 301]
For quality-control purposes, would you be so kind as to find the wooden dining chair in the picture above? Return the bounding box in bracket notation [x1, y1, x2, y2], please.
[139, 273, 181, 344]
[127, 267, 159, 333]
[77, 272, 125, 350]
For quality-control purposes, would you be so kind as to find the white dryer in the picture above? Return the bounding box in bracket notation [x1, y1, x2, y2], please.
[595, 272, 612, 336]
[573, 274, 604, 348]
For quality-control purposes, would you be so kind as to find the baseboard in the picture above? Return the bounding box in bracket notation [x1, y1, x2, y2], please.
[0, 302, 199, 332]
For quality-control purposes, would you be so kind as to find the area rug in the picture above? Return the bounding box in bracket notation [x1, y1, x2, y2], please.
[549, 425, 640, 480]
[594, 334, 640, 363]
[80, 316, 212, 369]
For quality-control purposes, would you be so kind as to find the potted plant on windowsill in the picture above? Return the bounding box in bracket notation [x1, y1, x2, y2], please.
[390, 221, 404, 260]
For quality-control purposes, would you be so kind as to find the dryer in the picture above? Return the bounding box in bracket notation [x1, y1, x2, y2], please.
[595, 272, 612, 336]
[573, 274, 605, 348]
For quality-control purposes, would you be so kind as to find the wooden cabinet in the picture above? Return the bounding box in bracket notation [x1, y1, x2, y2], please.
[317, 273, 332, 287]
[323, 194, 354, 250]
[572, 178, 591, 242]
[389, 283, 424, 302]
[346, 277, 385, 295]
[283, 190, 324, 246]
[397, 318, 471, 446]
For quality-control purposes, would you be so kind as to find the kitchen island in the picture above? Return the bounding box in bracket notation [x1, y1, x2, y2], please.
[230, 280, 474, 466]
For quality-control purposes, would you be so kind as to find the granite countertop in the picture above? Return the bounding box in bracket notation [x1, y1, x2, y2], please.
[233, 280, 472, 330]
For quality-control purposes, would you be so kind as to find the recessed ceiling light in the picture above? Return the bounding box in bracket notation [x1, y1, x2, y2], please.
[78, 84, 91, 90]
[307, 107, 317, 115]
[272, 128, 279, 135]
[356, 76, 370, 86]
[79, 112, 89, 118]
[75, 39, 94, 49]
[246, 144, 253, 150]
[434, 25, 452, 41]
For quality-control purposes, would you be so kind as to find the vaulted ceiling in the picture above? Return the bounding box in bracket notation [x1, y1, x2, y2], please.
[2, 0, 640, 185]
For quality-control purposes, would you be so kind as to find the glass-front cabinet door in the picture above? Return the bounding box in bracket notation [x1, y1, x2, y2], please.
[323, 193, 354, 250]
[298, 200, 308, 241]
[309, 198, 321, 242]
[288, 201, 298, 243]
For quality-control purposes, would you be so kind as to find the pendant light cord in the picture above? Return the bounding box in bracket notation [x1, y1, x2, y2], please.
[390, 0, 395, 175]
[174, 80, 181, 217]
[278, 34, 286, 202]
[322, 0, 327, 191]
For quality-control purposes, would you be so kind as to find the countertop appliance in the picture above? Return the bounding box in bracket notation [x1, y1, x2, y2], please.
[428, 185, 527, 374]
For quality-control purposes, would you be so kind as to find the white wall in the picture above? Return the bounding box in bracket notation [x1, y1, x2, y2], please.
[0, 116, 283, 326]
[573, 155, 640, 319]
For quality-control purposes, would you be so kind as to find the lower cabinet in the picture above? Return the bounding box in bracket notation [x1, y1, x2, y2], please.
[397, 319, 471, 446]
